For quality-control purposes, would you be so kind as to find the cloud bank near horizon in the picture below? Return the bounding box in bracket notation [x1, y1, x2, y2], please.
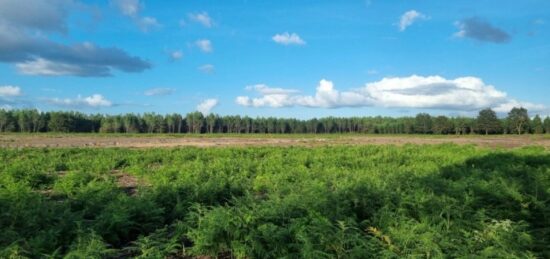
[236, 75, 546, 113]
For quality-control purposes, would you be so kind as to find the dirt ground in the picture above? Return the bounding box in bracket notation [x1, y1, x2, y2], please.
[1, 134, 549, 149]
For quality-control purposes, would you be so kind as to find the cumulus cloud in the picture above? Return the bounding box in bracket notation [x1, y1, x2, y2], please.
[492, 99, 546, 113]
[188, 12, 213, 28]
[0, 0, 74, 33]
[272, 32, 306, 45]
[398, 10, 428, 31]
[2, 36, 152, 77]
[195, 39, 213, 53]
[236, 75, 545, 113]
[198, 64, 215, 74]
[47, 94, 113, 108]
[0, 86, 22, 97]
[169, 50, 183, 61]
[196, 98, 218, 115]
[454, 17, 510, 43]
[144, 87, 175, 96]
[111, 0, 160, 32]
[0, 1, 150, 77]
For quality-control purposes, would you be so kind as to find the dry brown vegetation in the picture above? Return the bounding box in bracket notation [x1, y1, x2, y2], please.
[1, 134, 549, 149]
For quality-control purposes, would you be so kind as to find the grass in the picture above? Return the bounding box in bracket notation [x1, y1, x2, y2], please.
[0, 144, 549, 258]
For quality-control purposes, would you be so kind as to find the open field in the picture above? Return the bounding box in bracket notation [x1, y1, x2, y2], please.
[1, 133, 549, 148]
[1, 145, 549, 258]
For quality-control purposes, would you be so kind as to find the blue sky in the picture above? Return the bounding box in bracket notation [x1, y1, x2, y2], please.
[0, 0, 548, 118]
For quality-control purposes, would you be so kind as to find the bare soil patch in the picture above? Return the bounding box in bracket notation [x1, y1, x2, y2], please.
[1, 134, 548, 149]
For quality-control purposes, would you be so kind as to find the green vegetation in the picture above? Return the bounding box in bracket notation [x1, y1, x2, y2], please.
[1, 108, 549, 134]
[1, 145, 549, 258]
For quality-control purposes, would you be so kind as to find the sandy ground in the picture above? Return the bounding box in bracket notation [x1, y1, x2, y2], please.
[0, 134, 549, 149]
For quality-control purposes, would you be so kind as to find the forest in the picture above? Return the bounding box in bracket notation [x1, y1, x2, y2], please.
[0, 107, 548, 135]
[1, 145, 549, 258]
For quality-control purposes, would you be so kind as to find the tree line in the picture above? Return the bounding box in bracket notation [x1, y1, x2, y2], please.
[0, 107, 548, 134]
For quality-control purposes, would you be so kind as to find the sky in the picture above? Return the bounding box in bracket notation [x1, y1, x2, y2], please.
[0, 0, 549, 118]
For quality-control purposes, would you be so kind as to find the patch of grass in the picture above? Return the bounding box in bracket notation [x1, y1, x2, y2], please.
[0, 145, 548, 258]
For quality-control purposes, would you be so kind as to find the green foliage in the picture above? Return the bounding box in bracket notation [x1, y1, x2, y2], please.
[507, 107, 530, 134]
[476, 108, 501, 134]
[531, 115, 544, 134]
[1, 108, 546, 135]
[0, 145, 549, 257]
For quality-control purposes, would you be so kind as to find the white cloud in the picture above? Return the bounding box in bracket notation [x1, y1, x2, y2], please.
[16, 58, 93, 76]
[111, 0, 159, 32]
[235, 75, 546, 112]
[272, 32, 306, 45]
[137, 16, 160, 32]
[170, 50, 183, 60]
[198, 64, 215, 74]
[245, 84, 299, 95]
[0, 85, 22, 97]
[195, 39, 212, 53]
[112, 0, 141, 17]
[398, 10, 427, 31]
[47, 94, 112, 108]
[144, 88, 175, 96]
[196, 98, 218, 115]
[367, 69, 379, 75]
[188, 12, 213, 28]
[493, 99, 546, 113]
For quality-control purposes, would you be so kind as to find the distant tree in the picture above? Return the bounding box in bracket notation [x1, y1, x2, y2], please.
[123, 114, 141, 133]
[415, 113, 432, 134]
[186, 112, 204, 134]
[16, 110, 32, 132]
[206, 113, 218, 134]
[432, 116, 453, 134]
[243, 116, 253, 133]
[48, 112, 72, 132]
[29, 110, 45, 132]
[531, 115, 544, 134]
[0, 109, 16, 132]
[476, 108, 501, 135]
[544, 117, 550, 134]
[453, 117, 469, 135]
[507, 107, 530, 134]
[100, 117, 115, 133]
[165, 114, 183, 133]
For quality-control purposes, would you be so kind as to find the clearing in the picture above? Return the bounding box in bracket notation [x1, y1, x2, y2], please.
[0, 134, 549, 148]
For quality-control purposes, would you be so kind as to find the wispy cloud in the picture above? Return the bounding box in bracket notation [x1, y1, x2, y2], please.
[197, 98, 218, 114]
[111, 0, 160, 32]
[398, 10, 428, 31]
[454, 17, 510, 43]
[144, 88, 175, 96]
[272, 32, 306, 45]
[198, 64, 215, 74]
[169, 50, 183, 61]
[188, 12, 213, 28]
[195, 39, 213, 53]
[47, 94, 113, 108]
